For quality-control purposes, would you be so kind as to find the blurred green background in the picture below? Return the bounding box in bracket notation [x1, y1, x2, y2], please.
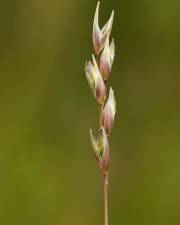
[0, 0, 180, 224]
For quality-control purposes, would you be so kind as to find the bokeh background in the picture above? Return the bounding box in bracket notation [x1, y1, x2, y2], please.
[0, 0, 180, 224]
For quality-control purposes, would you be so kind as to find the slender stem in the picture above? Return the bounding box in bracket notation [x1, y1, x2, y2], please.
[104, 171, 109, 225]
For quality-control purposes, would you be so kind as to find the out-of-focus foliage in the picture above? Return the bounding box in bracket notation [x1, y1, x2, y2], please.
[0, 0, 180, 225]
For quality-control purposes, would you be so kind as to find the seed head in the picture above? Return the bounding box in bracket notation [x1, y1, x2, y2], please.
[85, 55, 106, 104]
[93, 1, 114, 55]
[90, 127, 109, 172]
[102, 87, 116, 136]
[100, 38, 115, 80]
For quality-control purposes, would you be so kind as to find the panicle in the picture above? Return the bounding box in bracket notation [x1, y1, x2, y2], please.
[85, 2, 117, 173]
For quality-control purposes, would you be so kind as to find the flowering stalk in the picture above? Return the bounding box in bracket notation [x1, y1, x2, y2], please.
[85, 2, 116, 225]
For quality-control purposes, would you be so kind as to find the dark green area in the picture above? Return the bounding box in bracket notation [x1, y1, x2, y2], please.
[0, 0, 180, 224]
